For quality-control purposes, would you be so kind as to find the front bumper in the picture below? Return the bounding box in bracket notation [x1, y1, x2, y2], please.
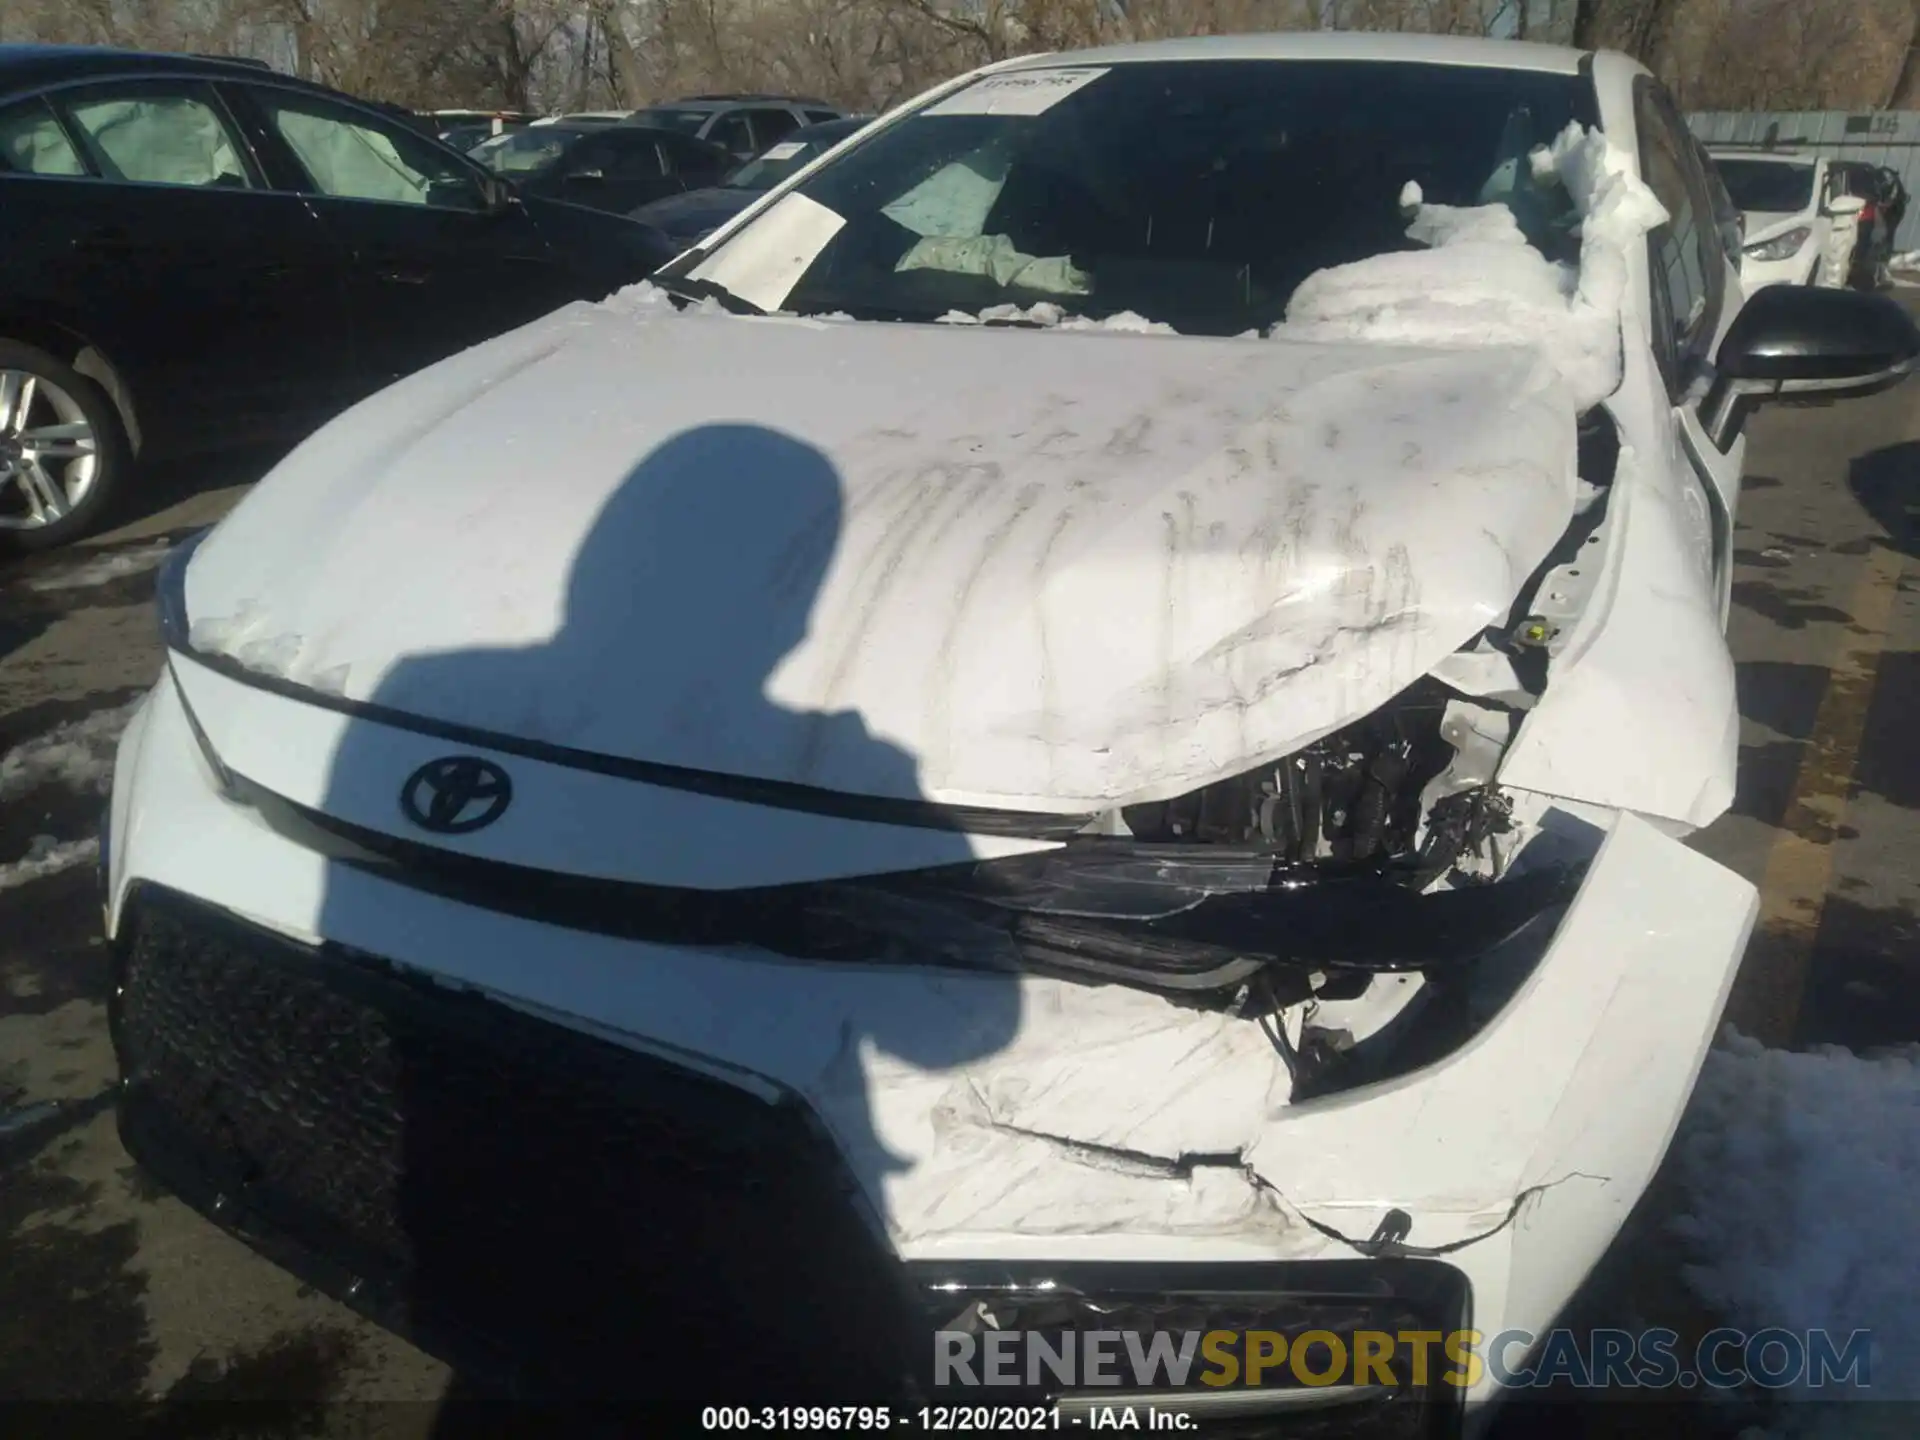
[105, 676, 1759, 1414]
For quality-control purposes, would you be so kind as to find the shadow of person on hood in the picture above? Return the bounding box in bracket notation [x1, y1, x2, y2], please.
[306, 424, 1022, 1426]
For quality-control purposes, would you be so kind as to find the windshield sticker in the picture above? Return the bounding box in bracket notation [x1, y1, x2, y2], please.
[689, 191, 847, 313]
[761, 141, 806, 161]
[924, 67, 1109, 118]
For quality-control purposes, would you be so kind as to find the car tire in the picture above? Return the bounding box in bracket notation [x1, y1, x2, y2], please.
[0, 338, 129, 552]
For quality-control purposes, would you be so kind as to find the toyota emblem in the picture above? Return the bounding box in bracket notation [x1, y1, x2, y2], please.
[400, 755, 513, 834]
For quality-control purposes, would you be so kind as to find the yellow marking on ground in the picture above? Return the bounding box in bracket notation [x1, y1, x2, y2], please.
[1737, 540, 1907, 1047]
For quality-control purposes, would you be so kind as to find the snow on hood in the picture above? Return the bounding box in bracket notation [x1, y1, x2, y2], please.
[185, 288, 1578, 814]
[1284, 123, 1669, 412]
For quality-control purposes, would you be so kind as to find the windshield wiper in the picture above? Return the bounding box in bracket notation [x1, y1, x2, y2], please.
[653, 274, 767, 317]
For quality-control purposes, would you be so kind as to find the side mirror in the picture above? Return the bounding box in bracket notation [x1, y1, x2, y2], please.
[1827, 193, 1867, 217]
[1702, 285, 1920, 449]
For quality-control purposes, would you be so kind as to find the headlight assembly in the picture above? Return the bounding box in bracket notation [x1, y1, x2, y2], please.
[1744, 226, 1811, 262]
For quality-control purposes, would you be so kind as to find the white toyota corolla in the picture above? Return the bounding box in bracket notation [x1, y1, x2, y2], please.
[104, 32, 1916, 1433]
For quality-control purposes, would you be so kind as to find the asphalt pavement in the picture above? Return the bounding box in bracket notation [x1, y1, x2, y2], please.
[1, 343, 1916, 1435]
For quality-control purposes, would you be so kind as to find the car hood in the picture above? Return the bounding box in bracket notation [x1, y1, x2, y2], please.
[184, 293, 1579, 814]
[631, 186, 757, 237]
[1740, 208, 1816, 243]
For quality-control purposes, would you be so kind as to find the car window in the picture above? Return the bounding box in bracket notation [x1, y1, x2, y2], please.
[60, 84, 252, 188]
[1635, 84, 1715, 375]
[1711, 157, 1817, 213]
[577, 131, 665, 176]
[659, 133, 728, 181]
[628, 107, 713, 137]
[0, 97, 86, 176]
[724, 133, 835, 192]
[471, 125, 579, 176]
[687, 59, 1600, 336]
[709, 113, 755, 158]
[748, 109, 800, 149]
[804, 109, 839, 126]
[255, 90, 484, 210]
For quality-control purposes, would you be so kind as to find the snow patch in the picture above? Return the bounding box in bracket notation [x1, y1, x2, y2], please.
[0, 697, 144, 801]
[26, 542, 171, 592]
[1284, 121, 1668, 411]
[1671, 1031, 1917, 1405]
[189, 601, 312, 682]
[1890, 249, 1920, 273]
[0, 835, 100, 892]
[936, 301, 1175, 334]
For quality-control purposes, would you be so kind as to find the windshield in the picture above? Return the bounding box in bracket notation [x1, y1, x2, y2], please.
[629, 107, 713, 137]
[676, 60, 1600, 335]
[724, 134, 840, 191]
[470, 126, 581, 175]
[1713, 158, 1816, 214]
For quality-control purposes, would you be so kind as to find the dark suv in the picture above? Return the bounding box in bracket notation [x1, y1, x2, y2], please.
[623, 94, 844, 163]
[0, 45, 678, 549]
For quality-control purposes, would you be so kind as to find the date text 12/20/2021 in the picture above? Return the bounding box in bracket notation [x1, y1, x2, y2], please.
[701, 1408, 1194, 1432]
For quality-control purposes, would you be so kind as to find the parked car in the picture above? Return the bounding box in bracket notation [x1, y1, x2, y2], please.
[470, 120, 731, 216]
[434, 113, 533, 152]
[109, 32, 1919, 1427]
[528, 110, 630, 127]
[422, 107, 533, 138]
[629, 115, 869, 246]
[1708, 147, 1864, 292]
[623, 92, 843, 162]
[0, 44, 678, 549]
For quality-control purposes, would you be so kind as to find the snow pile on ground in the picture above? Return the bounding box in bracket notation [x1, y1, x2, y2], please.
[1670, 1030, 1920, 1411]
[0, 835, 100, 892]
[0, 696, 144, 801]
[936, 302, 1176, 334]
[1284, 122, 1669, 410]
[25, 541, 171, 593]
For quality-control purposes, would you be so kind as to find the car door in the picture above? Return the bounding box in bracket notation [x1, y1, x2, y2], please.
[546, 129, 681, 214]
[1635, 78, 1744, 625]
[226, 82, 574, 387]
[1, 78, 353, 452]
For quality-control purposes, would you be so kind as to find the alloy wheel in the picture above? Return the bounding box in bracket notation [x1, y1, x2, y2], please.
[0, 367, 100, 530]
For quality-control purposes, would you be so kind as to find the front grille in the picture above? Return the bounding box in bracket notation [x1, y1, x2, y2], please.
[110, 886, 925, 1403]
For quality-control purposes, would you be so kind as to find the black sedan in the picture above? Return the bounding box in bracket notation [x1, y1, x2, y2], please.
[469, 122, 732, 218]
[0, 45, 678, 549]
[629, 116, 869, 247]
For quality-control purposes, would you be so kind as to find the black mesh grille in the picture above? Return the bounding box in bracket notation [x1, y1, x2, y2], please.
[111, 887, 925, 1402]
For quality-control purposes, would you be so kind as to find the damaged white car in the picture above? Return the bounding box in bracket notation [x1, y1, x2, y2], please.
[105, 32, 1918, 1434]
